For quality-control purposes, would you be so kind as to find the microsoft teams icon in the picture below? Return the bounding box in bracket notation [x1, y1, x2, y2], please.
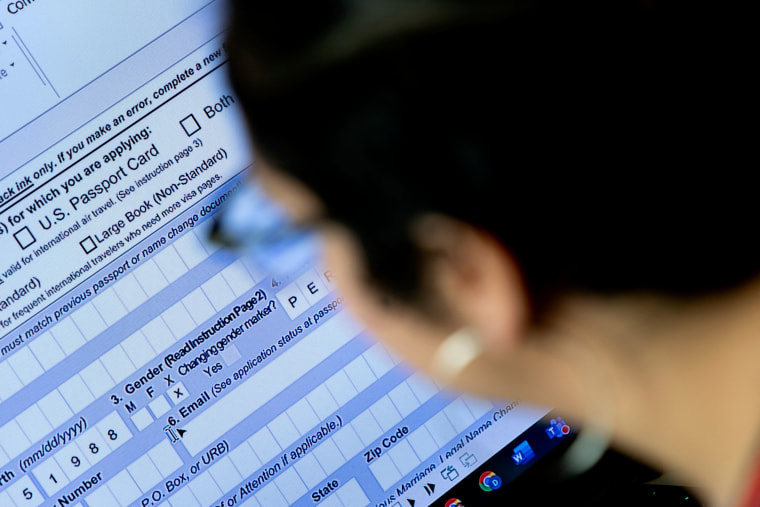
[511, 440, 536, 466]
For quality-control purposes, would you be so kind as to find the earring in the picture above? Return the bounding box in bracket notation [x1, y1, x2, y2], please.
[432, 324, 612, 478]
[431, 327, 484, 385]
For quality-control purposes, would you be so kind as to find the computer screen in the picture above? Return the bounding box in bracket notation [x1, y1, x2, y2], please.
[0, 3, 569, 506]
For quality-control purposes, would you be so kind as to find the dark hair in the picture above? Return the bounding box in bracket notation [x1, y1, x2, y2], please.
[228, 0, 756, 315]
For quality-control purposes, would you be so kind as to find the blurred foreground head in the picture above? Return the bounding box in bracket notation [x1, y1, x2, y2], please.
[227, 3, 757, 503]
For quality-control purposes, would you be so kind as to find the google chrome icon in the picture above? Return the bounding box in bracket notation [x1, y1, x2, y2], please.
[478, 471, 503, 492]
[444, 499, 463, 507]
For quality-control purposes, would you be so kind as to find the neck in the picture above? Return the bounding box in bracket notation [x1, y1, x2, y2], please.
[578, 281, 760, 506]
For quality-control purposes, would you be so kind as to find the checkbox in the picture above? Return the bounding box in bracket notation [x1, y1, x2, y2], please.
[149, 395, 171, 418]
[131, 408, 154, 431]
[80, 236, 97, 254]
[13, 226, 36, 249]
[180, 114, 201, 136]
[169, 382, 189, 405]
[220, 344, 241, 366]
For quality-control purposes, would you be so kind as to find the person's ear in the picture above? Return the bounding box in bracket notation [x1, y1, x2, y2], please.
[410, 214, 528, 355]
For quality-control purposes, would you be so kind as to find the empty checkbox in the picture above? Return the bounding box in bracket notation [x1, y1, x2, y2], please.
[13, 226, 36, 249]
[180, 114, 201, 136]
[80, 236, 97, 254]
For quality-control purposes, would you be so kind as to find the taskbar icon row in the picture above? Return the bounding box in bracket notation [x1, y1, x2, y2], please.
[435, 416, 573, 507]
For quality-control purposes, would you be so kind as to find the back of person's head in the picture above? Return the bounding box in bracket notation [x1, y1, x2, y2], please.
[228, 0, 755, 317]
